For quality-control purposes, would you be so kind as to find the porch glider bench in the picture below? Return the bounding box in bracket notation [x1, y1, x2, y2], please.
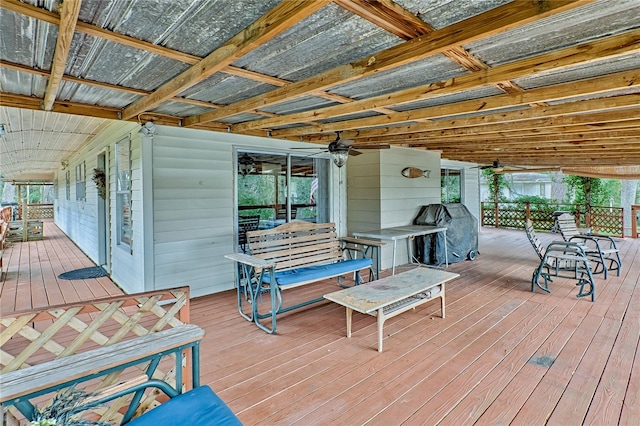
[225, 221, 380, 333]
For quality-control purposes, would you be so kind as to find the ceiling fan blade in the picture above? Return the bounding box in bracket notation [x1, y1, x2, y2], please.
[351, 144, 391, 150]
[348, 149, 362, 156]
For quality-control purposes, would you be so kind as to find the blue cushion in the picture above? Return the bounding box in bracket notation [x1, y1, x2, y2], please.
[264, 258, 372, 286]
[125, 385, 242, 426]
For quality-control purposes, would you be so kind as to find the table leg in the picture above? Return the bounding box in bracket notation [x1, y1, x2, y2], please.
[443, 229, 448, 267]
[392, 240, 397, 275]
[346, 307, 353, 338]
[377, 308, 385, 352]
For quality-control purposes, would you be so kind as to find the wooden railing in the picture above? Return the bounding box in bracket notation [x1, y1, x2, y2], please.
[481, 202, 624, 237]
[16, 203, 54, 220]
[1, 287, 192, 425]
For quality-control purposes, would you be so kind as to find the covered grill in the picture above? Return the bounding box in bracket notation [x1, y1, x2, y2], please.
[414, 203, 479, 266]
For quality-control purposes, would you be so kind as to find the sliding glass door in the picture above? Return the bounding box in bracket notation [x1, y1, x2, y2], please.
[236, 150, 330, 251]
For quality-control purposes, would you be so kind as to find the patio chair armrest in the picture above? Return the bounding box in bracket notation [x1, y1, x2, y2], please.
[585, 234, 618, 248]
[568, 235, 604, 251]
[546, 241, 588, 257]
[224, 253, 275, 269]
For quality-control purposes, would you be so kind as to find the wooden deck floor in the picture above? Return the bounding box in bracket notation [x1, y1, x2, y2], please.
[2, 221, 638, 425]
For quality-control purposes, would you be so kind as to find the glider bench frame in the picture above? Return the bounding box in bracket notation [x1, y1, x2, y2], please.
[225, 221, 379, 333]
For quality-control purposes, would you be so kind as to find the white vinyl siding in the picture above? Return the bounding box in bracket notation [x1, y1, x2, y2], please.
[54, 121, 144, 294]
[151, 128, 238, 297]
[348, 147, 441, 270]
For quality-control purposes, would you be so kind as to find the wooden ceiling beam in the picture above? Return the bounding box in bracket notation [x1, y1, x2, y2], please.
[121, 0, 331, 120]
[333, 0, 431, 39]
[185, 0, 592, 127]
[271, 68, 640, 138]
[1, 0, 201, 64]
[41, 0, 81, 111]
[407, 131, 640, 147]
[0, 60, 289, 119]
[2, 0, 403, 123]
[347, 103, 640, 142]
[444, 154, 640, 167]
[240, 28, 639, 132]
[431, 140, 640, 152]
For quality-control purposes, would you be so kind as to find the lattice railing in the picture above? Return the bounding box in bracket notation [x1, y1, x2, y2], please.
[481, 202, 624, 236]
[588, 206, 624, 235]
[16, 203, 54, 220]
[1, 287, 191, 425]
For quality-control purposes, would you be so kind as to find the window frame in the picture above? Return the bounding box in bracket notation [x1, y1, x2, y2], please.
[441, 168, 463, 204]
[75, 162, 86, 201]
[115, 136, 132, 250]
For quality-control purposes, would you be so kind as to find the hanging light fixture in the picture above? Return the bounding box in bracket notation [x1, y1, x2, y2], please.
[330, 147, 349, 168]
[238, 153, 256, 176]
[328, 133, 351, 168]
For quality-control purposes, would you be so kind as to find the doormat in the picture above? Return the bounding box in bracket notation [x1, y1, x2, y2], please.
[58, 267, 108, 280]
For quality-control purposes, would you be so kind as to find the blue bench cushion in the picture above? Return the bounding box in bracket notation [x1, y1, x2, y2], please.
[264, 258, 372, 286]
[125, 385, 242, 426]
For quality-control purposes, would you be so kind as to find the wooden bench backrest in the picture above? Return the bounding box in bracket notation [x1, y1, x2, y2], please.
[247, 222, 343, 272]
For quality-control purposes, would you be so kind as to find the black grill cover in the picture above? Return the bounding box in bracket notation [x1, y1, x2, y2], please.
[413, 203, 478, 265]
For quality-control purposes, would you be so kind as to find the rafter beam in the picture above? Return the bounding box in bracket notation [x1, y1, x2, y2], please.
[271, 67, 640, 138]
[121, 0, 331, 120]
[340, 97, 640, 142]
[184, 0, 593, 127]
[240, 28, 639, 132]
[41, 0, 81, 111]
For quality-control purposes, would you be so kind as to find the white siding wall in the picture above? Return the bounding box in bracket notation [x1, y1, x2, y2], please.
[55, 121, 472, 297]
[149, 126, 337, 297]
[54, 121, 145, 294]
[441, 159, 481, 232]
[151, 128, 234, 297]
[347, 147, 441, 270]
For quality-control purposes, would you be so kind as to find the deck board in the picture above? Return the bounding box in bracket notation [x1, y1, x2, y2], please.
[1, 221, 639, 425]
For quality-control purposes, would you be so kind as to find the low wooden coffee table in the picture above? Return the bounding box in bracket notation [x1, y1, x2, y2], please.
[324, 267, 459, 352]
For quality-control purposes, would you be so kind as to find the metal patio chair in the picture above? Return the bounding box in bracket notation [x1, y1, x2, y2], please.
[525, 219, 596, 301]
[556, 213, 621, 279]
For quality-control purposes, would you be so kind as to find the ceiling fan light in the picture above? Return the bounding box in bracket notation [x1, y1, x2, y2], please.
[238, 153, 256, 176]
[331, 150, 349, 168]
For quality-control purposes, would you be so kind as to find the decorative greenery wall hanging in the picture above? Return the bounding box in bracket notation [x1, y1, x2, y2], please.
[92, 168, 106, 199]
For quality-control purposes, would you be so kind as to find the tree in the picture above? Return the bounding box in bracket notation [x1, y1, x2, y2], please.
[563, 176, 620, 207]
[482, 169, 509, 202]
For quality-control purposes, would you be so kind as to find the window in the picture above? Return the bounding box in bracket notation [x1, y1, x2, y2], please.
[441, 169, 462, 203]
[65, 170, 70, 201]
[236, 151, 330, 250]
[116, 137, 132, 248]
[75, 162, 86, 201]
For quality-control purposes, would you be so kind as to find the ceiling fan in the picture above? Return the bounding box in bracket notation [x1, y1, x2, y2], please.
[472, 160, 532, 173]
[293, 132, 389, 167]
[472, 160, 506, 172]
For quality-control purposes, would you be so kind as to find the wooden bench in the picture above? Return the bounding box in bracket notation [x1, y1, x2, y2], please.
[0, 287, 243, 425]
[324, 267, 459, 352]
[1, 324, 205, 424]
[225, 221, 381, 333]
